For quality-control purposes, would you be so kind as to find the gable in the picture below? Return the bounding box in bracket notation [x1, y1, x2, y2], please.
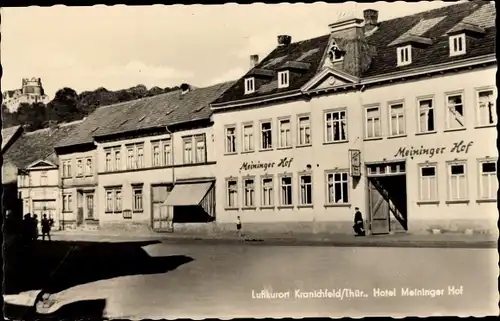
[26, 159, 58, 170]
[301, 67, 360, 93]
[310, 75, 349, 91]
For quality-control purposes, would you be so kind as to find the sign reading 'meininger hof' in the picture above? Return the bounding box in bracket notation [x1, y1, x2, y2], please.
[239, 157, 294, 172]
[394, 140, 474, 159]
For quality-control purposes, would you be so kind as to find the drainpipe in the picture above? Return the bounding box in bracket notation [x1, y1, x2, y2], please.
[165, 126, 175, 185]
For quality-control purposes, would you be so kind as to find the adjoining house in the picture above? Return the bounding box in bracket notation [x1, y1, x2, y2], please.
[3, 121, 83, 229]
[2, 125, 25, 217]
[55, 82, 234, 232]
[210, 2, 497, 235]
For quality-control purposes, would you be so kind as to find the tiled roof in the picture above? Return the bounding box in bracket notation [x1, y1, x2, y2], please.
[55, 81, 235, 148]
[213, 1, 495, 105]
[1, 125, 22, 153]
[3, 121, 83, 169]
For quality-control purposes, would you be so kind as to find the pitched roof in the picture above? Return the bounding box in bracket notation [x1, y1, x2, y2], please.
[212, 1, 495, 106]
[1, 125, 23, 153]
[55, 81, 235, 148]
[3, 121, 83, 169]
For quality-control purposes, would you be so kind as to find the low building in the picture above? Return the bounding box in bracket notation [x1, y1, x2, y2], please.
[3, 121, 83, 229]
[210, 2, 497, 235]
[56, 82, 233, 232]
[1, 125, 24, 217]
[2, 78, 50, 112]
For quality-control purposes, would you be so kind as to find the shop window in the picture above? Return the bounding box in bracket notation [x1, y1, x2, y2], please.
[418, 98, 435, 133]
[225, 126, 237, 154]
[299, 174, 313, 205]
[419, 165, 438, 201]
[261, 121, 273, 150]
[477, 89, 497, 126]
[226, 178, 238, 208]
[279, 175, 293, 206]
[389, 103, 405, 136]
[365, 105, 381, 138]
[243, 177, 255, 207]
[479, 160, 497, 200]
[324, 110, 347, 143]
[445, 93, 465, 129]
[242, 123, 254, 152]
[261, 176, 274, 207]
[447, 162, 468, 201]
[326, 171, 349, 204]
[278, 118, 291, 148]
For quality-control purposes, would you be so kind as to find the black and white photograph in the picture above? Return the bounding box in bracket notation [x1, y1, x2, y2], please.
[1, 1, 498, 319]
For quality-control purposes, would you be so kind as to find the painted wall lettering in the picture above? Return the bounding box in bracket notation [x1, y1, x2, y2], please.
[394, 140, 473, 159]
[239, 157, 294, 172]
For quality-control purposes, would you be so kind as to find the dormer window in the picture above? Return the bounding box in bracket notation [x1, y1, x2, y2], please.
[449, 34, 466, 56]
[244, 77, 255, 94]
[328, 42, 344, 63]
[397, 45, 412, 66]
[278, 70, 289, 88]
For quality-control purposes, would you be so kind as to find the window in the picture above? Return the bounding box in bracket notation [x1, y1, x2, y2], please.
[114, 149, 121, 171]
[261, 121, 273, 150]
[242, 123, 254, 152]
[261, 176, 274, 206]
[183, 137, 193, 164]
[225, 126, 236, 153]
[85, 158, 92, 175]
[445, 93, 465, 129]
[389, 103, 405, 136]
[136, 145, 144, 168]
[299, 174, 313, 205]
[76, 159, 83, 176]
[243, 177, 255, 207]
[40, 171, 48, 186]
[449, 34, 466, 56]
[226, 179, 238, 208]
[418, 98, 435, 133]
[245, 77, 255, 94]
[63, 194, 72, 212]
[448, 163, 468, 201]
[280, 175, 293, 206]
[152, 143, 161, 167]
[105, 188, 122, 213]
[278, 118, 291, 148]
[133, 187, 143, 211]
[328, 43, 344, 62]
[195, 135, 206, 163]
[62, 160, 72, 178]
[479, 161, 497, 200]
[324, 110, 347, 142]
[365, 106, 381, 138]
[326, 172, 349, 204]
[397, 45, 412, 66]
[126, 146, 135, 169]
[419, 165, 438, 201]
[298, 115, 311, 146]
[477, 89, 497, 126]
[162, 140, 172, 165]
[278, 70, 289, 88]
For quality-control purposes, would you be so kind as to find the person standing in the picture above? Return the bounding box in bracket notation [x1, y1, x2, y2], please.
[41, 214, 52, 241]
[353, 207, 366, 236]
[236, 216, 242, 238]
[32, 214, 39, 241]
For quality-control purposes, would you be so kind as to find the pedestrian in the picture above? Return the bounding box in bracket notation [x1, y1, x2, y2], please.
[32, 214, 39, 241]
[353, 207, 366, 236]
[41, 214, 52, 241]
[236, 216, 243, 238]
[22, 213, 32, 243]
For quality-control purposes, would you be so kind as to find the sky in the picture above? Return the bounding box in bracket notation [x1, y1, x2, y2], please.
[1, 1, 462, 98]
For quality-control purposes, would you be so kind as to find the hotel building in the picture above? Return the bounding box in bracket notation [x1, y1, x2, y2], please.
[210, 2, 497, 235]
[55, 83, 233, 232]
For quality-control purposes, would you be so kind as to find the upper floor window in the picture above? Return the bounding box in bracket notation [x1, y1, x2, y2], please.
[76, 159, 83, 177]
[162, 139, 172, 166]
[225, 126, 236, 154]
[242, 123, 254, 152]
[364, 106, 381, 138]
[195, 134, 206, 163]
[328, 42, 344, 62]
[445, 93, 465, 130]
[417, 97, 435, 133]
[244, 77, 255, 94]
[297, 115, 311, 146]
[479, 160, 497, 200]
[152, 143, 161, 167]
[62, 160, 72, 178]
[449, 34, 466, 56]
[125, 144, 144, 170]
[105, 149, 113, 172]
[477, 89, 497, 126]
[114, 148, 121, 171]
[40, 171, 48, 186]
[278, 70, 289, 88]
[261, 121, 273, 150]
[126, 145, 135, 169]
[389, 102, 405, 136]
[85, 157, 93, 176]
[397, 45, 412, 66]
[324, 109, 347, 143]
[183, 137, 193, 164]
[278, 118, 291, 148]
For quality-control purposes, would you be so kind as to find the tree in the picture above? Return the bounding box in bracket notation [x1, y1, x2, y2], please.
[15, 102, 48, 131]
[46, 87, 79, 123]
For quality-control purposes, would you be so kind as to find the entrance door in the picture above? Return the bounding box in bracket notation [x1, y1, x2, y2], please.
[368, 179, 390, 235]
[151, 185, 173, 231]
[84, 194, 95, 220]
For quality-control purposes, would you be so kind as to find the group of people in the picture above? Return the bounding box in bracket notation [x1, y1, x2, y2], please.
[22, 213, 54, 242]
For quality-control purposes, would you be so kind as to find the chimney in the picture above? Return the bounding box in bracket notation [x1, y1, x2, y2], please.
[250, 54, 259, 68]
[180, 83, 190, 94]
[363, 9, 379, 33]
[277, 35, 292, 46]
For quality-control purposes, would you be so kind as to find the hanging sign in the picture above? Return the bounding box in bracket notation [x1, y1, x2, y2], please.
[349, 149, 361, 177]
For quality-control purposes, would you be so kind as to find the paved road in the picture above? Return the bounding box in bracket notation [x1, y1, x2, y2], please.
[10, 242, 499, 318]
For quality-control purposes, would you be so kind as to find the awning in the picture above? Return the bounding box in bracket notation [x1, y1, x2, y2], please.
[164, 182, 213, 206]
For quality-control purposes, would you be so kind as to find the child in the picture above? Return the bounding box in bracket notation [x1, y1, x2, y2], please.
[236, 216, 242, 237]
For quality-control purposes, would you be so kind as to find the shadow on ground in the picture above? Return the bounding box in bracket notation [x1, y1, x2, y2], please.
[4, 239, 194, 295]
[4, 299, 106, 321]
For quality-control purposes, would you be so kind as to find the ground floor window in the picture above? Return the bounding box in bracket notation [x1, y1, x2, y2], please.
[280, 175, 293, 206]
[419, 164, 438, 201]
[63, 194, 72, 212]
[133, 186, 143, 211]
[105, 187, 122, 213]
[447, 162, 468, 201]
[479, 160, 497, 200]
[326, 171, 349, 204]
[261, 176, 274, 206]
[226, 178, 238, 208]
[299, 173, 313, 205]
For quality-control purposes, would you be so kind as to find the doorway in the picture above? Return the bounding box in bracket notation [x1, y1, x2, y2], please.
[366, 162, 408, 235]
[84, 193, 95, 220]
[151, 184, 174, 232]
